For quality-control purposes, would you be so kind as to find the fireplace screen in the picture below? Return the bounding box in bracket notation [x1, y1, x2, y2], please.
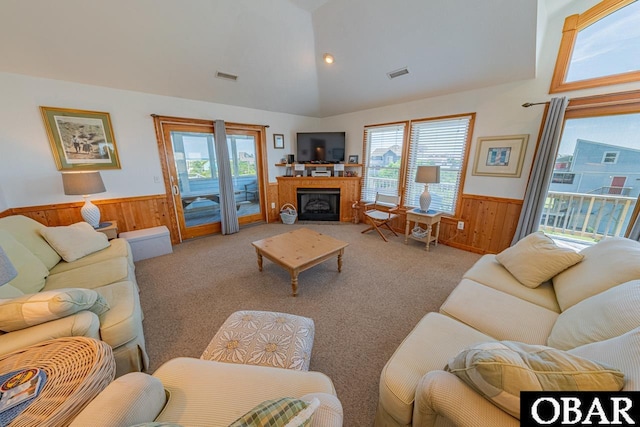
[296, 188, 340, 221]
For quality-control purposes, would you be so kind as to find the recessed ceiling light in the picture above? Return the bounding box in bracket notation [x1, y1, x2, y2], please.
[323, 53, 335, 64]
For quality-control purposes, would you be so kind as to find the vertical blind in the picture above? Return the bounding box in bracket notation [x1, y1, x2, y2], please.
[405, 116, 472, 214]
[362, 123, 406, 202]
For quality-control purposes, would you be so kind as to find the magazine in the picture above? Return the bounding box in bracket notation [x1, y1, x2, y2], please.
[0, 368, 47, 418]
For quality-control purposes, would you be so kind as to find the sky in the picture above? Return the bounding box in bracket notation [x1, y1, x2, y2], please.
[559, 113, 640, 156]
[567, 1, 640, 81]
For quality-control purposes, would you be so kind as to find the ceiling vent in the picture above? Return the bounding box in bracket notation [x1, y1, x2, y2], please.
[387, 67, 409, 79]
[215, 71, 238, 81]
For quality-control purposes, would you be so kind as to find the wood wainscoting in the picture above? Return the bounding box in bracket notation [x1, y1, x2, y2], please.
[1, 192, 522, 253]
[434, 194, 523, 254]
[0, 194, 178, 243]
[356, 193, 523, 254]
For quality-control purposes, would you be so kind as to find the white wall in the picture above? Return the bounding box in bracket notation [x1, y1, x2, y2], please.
[1, 0, 638, 210]
[324, 0, 640, 200]
[0, 72, 320, 208]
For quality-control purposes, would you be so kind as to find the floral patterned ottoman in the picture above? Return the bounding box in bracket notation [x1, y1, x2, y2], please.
[201, 310, 315, 371]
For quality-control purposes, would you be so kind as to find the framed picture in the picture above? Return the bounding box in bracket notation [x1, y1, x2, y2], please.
[472, 134, 529, 177]
[348, 155, 359, 164]
[273, 134, 285, 149]
[40, 106, 121, 170]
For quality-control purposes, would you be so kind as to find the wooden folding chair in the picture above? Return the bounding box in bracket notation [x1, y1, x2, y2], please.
[361, 193, 400, 241]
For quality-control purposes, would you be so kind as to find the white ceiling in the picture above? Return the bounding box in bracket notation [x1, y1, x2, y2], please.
[0, 0, 573, 118]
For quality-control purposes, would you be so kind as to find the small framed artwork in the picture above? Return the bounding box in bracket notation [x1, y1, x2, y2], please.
[348, 155, 359, 164]
[273, 134, 285, 149]
[472, 134, 529, 177]
[40, 106, 121, 170]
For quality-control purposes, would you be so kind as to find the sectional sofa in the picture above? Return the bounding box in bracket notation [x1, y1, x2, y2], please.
[0, 215, 147, 376]
[376, 233, 640, 426]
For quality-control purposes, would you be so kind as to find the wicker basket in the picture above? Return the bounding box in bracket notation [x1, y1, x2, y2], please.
[280, 203, 297, 224]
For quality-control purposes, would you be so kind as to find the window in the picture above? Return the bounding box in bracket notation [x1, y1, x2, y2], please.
[550, 0, 640, 93]
[539, 90, 640, 243]
[361, 123, 407, 202]
[405, 115, 474, 215]
[361, 114, 474, 216]
[602, 151, 619, 164]
[552, 172, 576, 184]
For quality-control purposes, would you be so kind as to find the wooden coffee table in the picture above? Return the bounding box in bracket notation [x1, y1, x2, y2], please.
[252, 228, 348, 296]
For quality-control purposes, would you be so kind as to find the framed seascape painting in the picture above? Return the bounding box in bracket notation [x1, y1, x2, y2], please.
[472, 134, 529, 177]
[40, 106, 121, 170]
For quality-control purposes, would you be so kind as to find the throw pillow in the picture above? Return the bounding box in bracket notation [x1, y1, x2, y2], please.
[0, 288, 110, 332]
[548, 279, 640, 350]
[0, 230, 49, 294]
[495, 231, 583, 288]
[446, 341, 624, 419]
[553, 237, 640, 310]
[228, 397, 320, 427]
[39, 222, 110, 263]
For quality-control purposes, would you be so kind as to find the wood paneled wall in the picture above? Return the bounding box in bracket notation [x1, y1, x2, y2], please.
[0, 195, 178, 243]
[1, 192, 521, 253]
[356, 193, 522, 254]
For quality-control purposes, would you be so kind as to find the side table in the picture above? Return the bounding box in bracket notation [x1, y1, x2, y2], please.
[0, 337, 115, 426]
[96, 220, 118, 240]
[405, 209, 442, 251]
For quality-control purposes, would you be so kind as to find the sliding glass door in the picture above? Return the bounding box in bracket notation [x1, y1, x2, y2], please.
[155, 118, 266, 240]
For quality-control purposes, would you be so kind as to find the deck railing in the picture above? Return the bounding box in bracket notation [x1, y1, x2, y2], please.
[540, 191, 636, 240]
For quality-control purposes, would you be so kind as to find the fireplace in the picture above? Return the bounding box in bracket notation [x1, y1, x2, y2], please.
[296, 188, 340, 221]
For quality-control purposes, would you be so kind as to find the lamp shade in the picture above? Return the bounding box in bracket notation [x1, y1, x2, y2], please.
[62, 171, 106, 196]
[415, 166, 441, 184]
[62, 171, 106, 228]
[0, 246, 18, 286]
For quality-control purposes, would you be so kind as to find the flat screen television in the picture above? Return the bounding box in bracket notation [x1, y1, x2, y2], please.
[296, 132, 346, 163]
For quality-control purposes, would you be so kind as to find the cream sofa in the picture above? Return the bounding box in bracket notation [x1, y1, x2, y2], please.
[376, 235, 640, 426]
[0, 215, 148, 376]
[71, 357, 343, 426]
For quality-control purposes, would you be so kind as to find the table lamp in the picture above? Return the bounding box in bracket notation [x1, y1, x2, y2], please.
[62, 171, 106, 228]
[415, 165, 440, 212]
[0, 246, 18, 286]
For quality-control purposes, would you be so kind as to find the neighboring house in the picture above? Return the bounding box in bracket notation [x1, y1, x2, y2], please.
[369, 145, 401, 167]
[546, 139, 640, 237]
[550, 139, 640, 197]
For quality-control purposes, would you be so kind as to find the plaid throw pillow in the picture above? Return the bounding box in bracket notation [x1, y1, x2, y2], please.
[228, 397, 319, 427]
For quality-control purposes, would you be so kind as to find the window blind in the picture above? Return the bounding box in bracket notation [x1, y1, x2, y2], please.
[362, 123, 406, 202]
[405, 116, 472, 214]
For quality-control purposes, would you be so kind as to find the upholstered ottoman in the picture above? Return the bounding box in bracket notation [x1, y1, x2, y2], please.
[201, 310, 315, 371]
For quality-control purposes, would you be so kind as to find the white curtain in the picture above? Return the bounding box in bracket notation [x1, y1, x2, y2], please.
[512, 97, 568, 244]
[214, 120, 239, 235]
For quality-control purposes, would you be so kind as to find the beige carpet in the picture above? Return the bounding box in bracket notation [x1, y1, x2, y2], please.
[134, 222, 481, 426]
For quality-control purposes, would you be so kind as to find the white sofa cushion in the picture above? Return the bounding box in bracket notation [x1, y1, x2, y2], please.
[379, 312, 494, 425]
[553, 237, 640, 311]
[0, 215, 61, 269]
[446, 341, 625, 419]
[496, 231, 583, 289]
[569, 327, 640, 392]
[462, 255, 560, 312]
[40, 222, 110, 262]
[0, 288, 109, 332]
[0, 230, 49, 294]
[548, 280, 640, 350]
[440, 279, 558, 345]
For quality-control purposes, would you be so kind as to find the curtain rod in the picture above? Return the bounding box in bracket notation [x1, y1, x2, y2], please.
[521, 101, 549, 107]
[150, 114, 270, 128]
